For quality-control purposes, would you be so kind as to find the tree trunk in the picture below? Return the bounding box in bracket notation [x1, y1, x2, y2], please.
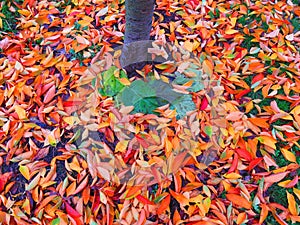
[124, 0, 155, 44]
[120, 0, 155, 75]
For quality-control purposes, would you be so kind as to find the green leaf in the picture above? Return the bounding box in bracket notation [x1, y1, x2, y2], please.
[173, 71, 204, 92]
[118, 79, 195, 118]
[204, 126, 213, 138]
[133, 97, 160, 114]
[119, 80, 156, 105]
[171, 94, 196, 119]
[149, 80, 182, 103]
[50, 218, 60, 225]
[98, 66, 126, 97]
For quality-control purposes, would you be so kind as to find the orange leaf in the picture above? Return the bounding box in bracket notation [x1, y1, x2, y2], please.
[82, 187, 90, 205]
[170, 189, 189, 206]
[203, 59, 213, 76]
[257, 135, 277, 149]
[226, 194, 252, 209]
[287, 192, 298, 216]
[248, 118, 270, 128]
[270, 208, 288, 225]
[66, 181, 77, 197]
[173, 209, 181, 224]
[280, 149, 296, 163]
[236, 212, 247, 225]
[125, 186, 143, 199]
[157, 194, 170, 214]
[259, 204, 269, 224]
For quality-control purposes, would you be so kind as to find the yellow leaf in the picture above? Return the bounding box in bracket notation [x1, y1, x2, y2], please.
[224, 173, 242, 179]
[225, 29, 239, 35]
[48, 134, 57, 146]
[115, 140, 129, 153]
[18, 9, 31, 16]
[287, 192, 298, 216]
[19, 165, 30, 180]
[100, 191, 107, 204]
[63, 116, 76, 126]
[69, 156, 83, 173]
[280, 149, 296, 163]
[99, 122, 110, 128]
[15, 105, 27, 120]
[22, 199, 31, 215]
[278, 180, 291, 187]
[291, 105, 300, 115]
[293, 188, 300, 201]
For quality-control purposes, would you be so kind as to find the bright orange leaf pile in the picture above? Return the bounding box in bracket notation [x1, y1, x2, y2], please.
[0, 0, 300, 224]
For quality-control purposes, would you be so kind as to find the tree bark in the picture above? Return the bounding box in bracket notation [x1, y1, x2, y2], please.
[124, 0, 155, 44]
[120, 0, 155, 74]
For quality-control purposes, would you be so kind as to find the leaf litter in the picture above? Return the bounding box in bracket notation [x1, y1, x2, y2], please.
[0, 0, 299, 224]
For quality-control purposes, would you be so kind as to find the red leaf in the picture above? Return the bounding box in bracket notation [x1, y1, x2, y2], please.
[236, 148, 253, 161]
[92, 190, 100, 213]
[228, 153, 238, 173]
[136, 194, 154, 205]
[0, 172, 12, 192]
[236, 89, 251, 99]
[252, 73, 264, 84]
[65, 202, 81, 218]
[248, 158, 263, 171]
[200, 96, 209, 110]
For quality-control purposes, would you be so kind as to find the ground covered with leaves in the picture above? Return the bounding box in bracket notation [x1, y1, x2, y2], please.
[0, 0, 300, 224]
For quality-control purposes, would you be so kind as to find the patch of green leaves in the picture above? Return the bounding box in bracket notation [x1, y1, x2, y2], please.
[241, 35, 258, 51]
[0, 1, 21, 33]
[290, 17, 300, 33]
[98, 66, 127, 97]
[118, 79, 195, 118]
